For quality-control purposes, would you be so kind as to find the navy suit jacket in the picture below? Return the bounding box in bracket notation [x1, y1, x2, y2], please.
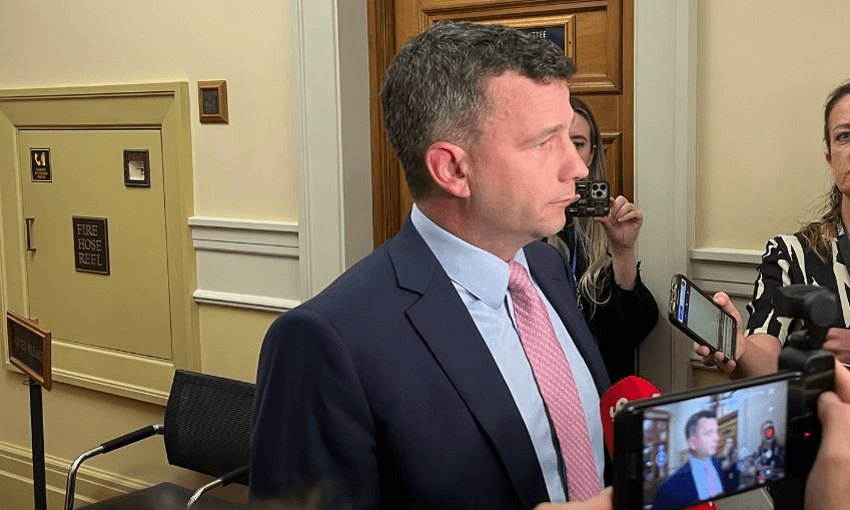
[651, 457, 739, 510]
[250, 217, 611, 509]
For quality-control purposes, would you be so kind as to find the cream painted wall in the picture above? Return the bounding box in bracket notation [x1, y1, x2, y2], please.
[696, 0, 850, 250]
[0, 0, 297, 221]
[0, 1, 296, 506]
[199, 305, 278, 381]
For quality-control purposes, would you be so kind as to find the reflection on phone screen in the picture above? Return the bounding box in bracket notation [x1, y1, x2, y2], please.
[641, 380, 787, 510]
[680, 283, 735, 357]
[683, 287, 721, 350]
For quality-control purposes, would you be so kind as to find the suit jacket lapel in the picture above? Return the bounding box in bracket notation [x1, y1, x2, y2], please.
[388, 219, 550, 508]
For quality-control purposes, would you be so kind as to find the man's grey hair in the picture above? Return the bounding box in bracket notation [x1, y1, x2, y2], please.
[380, 21, 577, 201]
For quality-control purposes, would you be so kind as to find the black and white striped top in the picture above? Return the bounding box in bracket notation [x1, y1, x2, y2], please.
[746, 233, 850, 346]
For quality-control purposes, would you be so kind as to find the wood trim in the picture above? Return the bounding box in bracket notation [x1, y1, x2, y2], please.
[368, 0, 400, 247]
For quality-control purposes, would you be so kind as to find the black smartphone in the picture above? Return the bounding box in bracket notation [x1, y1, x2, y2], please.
[669, 274, 737, 363]
[567, 180, 610, 217]
[613, 371, 801, 510]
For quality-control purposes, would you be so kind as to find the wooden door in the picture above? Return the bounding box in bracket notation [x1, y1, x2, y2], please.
[368, 0, 633, 246]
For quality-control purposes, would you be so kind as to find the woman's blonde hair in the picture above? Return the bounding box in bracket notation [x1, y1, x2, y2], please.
[548, 96, 611, 317]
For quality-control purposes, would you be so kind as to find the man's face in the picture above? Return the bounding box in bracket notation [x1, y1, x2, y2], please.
[688, 417, 720, 459]
[464, 72, 588, 254]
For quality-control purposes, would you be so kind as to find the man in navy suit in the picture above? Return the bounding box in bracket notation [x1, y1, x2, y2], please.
[651, 410, 739, 510]
[250, 21, 636, 509]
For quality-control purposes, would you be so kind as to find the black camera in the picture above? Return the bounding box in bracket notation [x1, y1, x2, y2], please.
[770, 285, 837, 510]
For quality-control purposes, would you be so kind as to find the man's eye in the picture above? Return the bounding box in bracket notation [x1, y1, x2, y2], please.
[838, 132, 850, 143]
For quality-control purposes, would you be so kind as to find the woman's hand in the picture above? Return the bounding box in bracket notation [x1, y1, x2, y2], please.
[694, 292, 741, 373]
[695, 292, 782, 378]
[596, 196, 643, 290]
[823, 328, 850, 365]
[596, 196, 643, 254]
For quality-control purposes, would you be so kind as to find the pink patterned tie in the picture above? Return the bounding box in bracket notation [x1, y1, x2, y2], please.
[508, 261, 600, 501]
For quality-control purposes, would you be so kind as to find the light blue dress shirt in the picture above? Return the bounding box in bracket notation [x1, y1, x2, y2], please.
[688, 456, 724, 500]
[410, 205, 604, 501]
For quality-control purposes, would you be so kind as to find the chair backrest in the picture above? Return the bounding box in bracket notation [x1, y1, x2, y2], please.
[163, 369, 255, 484]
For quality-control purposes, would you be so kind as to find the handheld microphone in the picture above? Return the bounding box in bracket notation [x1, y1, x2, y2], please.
[600, 376, 661, 457]
[602, 376, 716, 510]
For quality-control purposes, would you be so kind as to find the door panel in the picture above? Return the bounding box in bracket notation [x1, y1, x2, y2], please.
[19, 129, 172, 359]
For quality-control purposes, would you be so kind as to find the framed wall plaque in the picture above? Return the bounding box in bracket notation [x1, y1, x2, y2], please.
[6, 310, 52, 390]
[30, 148, 51, 182]
[198, 80, 228, 123]
[124, 149, 151, 187]
[496, 15, 576, 59]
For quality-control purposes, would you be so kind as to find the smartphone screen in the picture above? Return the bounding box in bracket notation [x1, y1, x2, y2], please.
[614, 373, 794, 510]
[671, 275, 736, 360]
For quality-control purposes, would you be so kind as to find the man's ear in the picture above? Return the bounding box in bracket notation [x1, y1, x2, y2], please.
[827, 152, 832, 164]
[424, 141, 471, 198]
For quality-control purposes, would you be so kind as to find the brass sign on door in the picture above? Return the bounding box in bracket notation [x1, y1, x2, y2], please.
[504, 15, 576, 59]
[72, 216, 110, 275]
[30, 148, 51, 182]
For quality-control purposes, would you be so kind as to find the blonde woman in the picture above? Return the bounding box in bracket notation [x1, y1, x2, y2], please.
[549, 97, 658, 381]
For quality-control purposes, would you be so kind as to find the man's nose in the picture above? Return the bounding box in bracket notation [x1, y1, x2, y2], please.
[562, 140, 589, 181]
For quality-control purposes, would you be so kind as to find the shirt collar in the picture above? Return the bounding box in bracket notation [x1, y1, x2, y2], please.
[410, 204, 529, 308]
[689, 455, 713, 470]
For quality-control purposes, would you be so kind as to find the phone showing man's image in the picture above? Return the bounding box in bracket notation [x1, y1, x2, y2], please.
[668, 274, 737, 363]
[613, 372, 798, 510]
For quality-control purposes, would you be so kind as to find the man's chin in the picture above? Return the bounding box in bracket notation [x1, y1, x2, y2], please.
[547, 217, 568, 237]
[526, 214, 568, 243]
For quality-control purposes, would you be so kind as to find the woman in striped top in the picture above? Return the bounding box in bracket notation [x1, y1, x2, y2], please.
[703, 81, 850, 377]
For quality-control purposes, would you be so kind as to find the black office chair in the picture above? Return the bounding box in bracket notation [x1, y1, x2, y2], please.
[65, 369, 254, 510]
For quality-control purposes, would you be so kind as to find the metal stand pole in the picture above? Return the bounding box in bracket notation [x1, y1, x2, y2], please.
[27, 379, 47, 510]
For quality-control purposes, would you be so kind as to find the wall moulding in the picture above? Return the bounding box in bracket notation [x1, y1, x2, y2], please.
[189, 217, 302, 313]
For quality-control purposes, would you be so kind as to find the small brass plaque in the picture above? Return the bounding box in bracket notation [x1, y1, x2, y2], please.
[493, 15, 576, 59]
[30, 148, 51, 182]
[73, 216, 110, 275]
[518, 25, 566, 52]
[6, 310, 52, 390]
